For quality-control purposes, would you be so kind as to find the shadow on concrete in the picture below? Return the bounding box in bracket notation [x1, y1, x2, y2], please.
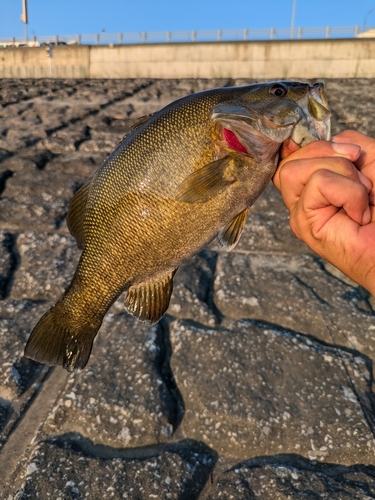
[0, 398, 13, 436]
[46, 432, 218, 500]
[206, 454, 375, 499]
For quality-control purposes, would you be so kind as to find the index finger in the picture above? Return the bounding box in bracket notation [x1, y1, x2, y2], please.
[276, 157, 368, 211]
[274, 140, 361, 190]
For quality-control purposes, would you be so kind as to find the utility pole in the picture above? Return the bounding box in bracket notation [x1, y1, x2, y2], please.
[290, 0, 297, 39]
[20, 0, 28, 43]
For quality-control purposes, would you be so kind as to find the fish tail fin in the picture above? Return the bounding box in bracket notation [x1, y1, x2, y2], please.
[24, 303, 101, 372]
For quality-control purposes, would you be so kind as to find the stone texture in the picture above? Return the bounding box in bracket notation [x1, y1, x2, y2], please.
[10, 232, 79, 301]
[169, 250, 218, 327]
[214, 252, 375, 358]
[0, 300, 50, 444]
[1, 149, 53, 170]
[0, 194, 70, 233]
[5, 170, 86, 199]
[44, 152, 105, 177]
[170, 319, 375, 463]
[0, 300, 49, 394]
[1, 78, 375, 499]
[0, 156, 88, 234]
[43, 314, 174, 448]
[0, 231, 14, 299]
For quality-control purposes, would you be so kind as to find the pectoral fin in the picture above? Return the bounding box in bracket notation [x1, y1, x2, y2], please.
[218, 207, 250, 251]
[66, 181, 91, 249]
[125, 271, 176, 324]
[175, 156, 237, 203]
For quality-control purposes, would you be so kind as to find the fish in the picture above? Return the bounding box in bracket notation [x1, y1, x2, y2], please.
[24, 80, 331, 371]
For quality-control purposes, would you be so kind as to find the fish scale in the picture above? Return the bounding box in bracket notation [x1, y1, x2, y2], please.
[25, 81, 331, 371]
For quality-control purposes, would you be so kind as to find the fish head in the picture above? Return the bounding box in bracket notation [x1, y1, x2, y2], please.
[211, 81, 331, 164]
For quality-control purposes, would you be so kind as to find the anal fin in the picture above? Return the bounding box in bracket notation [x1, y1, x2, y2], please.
[125, 271, 175, 324]
[66, 181, 91, 249]
[218, 207, 250, 251]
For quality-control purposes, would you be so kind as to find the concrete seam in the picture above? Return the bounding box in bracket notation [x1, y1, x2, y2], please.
[0, 366, 70, 495]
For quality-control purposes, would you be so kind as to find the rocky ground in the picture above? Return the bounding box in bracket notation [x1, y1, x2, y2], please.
[0, 77, 375, 499]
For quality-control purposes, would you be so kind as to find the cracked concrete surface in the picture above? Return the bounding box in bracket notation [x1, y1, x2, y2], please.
[0, 78, 375, 498]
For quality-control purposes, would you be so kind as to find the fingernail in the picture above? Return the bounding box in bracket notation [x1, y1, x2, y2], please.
[331, 142, 361, 157]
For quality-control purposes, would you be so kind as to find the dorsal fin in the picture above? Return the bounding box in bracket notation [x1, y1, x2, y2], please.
[130, 113, 154, 130]
[119, 113, 155, 143]
[66, 181, 91, 249]
[218, 207, 250, 251]
[125, 271, 175, 324]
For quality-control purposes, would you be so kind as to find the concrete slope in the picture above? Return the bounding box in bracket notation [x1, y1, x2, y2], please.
[1, 77, 375, 499]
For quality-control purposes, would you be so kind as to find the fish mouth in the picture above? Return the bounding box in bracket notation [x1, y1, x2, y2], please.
[294, 81, 331, 144]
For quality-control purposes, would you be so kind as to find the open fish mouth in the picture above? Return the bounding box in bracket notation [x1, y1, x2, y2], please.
[303, 81, 331, 142]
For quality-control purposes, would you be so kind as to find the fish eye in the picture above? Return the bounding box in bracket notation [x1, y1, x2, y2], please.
[269, 84, 287, 97]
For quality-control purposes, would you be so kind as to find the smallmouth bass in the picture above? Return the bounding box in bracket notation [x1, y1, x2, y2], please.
[25, 81, 331, 371]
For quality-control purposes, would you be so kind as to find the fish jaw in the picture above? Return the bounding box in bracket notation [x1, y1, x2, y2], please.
[293, 81, 331, 145]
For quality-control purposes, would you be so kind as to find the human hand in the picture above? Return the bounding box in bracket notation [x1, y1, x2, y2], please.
[273, 131, 375, 295]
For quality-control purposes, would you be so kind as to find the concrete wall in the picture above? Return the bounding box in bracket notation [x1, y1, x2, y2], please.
[0, 45, 90, 78]
[1, 38, 375, 79]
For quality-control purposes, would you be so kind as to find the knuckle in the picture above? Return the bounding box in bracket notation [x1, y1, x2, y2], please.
[357, 181, 369, 198]
[279, 160, 299, 184]
[336, 157, 356, 176]
[309, 168, 332, 184]
[311, 160, 354, 182]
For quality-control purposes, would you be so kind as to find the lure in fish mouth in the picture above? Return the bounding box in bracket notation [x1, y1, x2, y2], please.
[211, 81, 331, 163]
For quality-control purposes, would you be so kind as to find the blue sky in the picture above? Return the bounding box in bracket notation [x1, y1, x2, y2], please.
[1, 0, 375, 40]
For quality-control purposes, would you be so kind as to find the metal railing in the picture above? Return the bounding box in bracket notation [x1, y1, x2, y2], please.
[1, 25, 374, 47]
